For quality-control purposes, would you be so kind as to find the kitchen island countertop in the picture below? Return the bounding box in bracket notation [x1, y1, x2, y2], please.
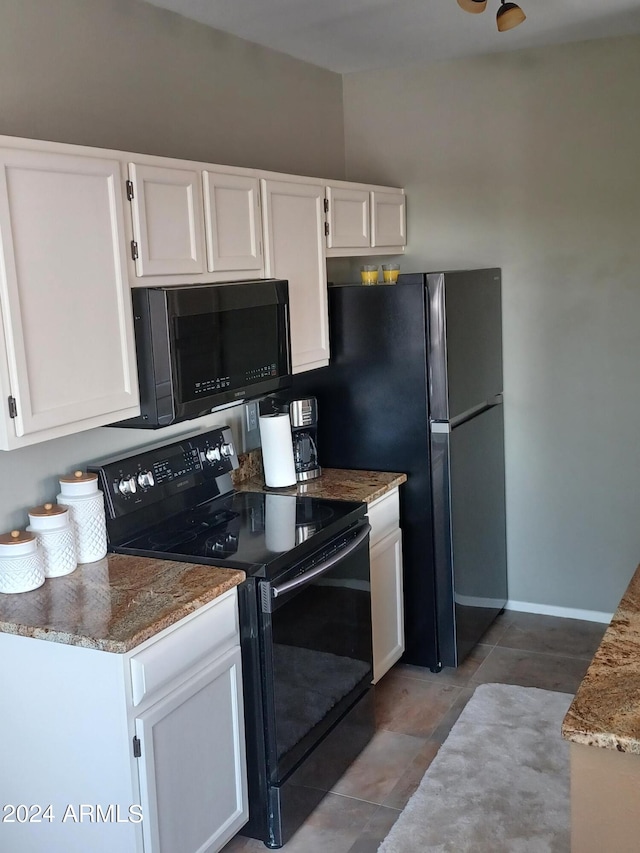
[562, 561, 640, 753]
[0, 553, 244, 654]
[237, 467, 407, 504]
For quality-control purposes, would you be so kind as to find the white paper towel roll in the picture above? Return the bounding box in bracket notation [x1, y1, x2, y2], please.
[265, 493, 297, 552]
[259, 413, 297, 488]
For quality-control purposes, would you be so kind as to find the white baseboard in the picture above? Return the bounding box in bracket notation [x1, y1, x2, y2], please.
[505, 599, 613, 624]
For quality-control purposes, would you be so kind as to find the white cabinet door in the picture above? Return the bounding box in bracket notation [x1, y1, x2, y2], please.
[370, 527, 405, 684]
[135, 646, 247, 853]
[371, 190, 406, 248]
[128, 162, 206, 277]
[203, 171, 263, 273]
[326, 186, 370, 249]
[368, 488, 405, 683]
[261, 179, 329, 373]
[0, 147, 139, 448]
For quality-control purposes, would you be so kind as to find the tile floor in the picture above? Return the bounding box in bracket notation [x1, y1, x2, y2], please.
[222, 610, 607, 853]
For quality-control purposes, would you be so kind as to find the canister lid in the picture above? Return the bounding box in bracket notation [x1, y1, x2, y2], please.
[59, 470, 98, 484]
[0, 529, 36, 546]
[28, 502, 68, 518]
[58, 470, 100, 498]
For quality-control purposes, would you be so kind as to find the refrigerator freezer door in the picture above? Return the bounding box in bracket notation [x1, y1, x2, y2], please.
[427, 269, 503, 423]
[431, 402, 507, 667]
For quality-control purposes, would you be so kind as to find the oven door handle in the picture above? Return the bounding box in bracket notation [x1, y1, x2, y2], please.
[270, 522, 371, 600]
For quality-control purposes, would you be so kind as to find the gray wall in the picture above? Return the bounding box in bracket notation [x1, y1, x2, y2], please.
[343, 36, 640, 615]
[0, 0, 345, 177]
[0, 0, 345, 532]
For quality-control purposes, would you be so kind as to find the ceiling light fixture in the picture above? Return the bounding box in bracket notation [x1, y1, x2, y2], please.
[457, 0, 487, 12]
[496, 0, 526, 31]
[457, 0, 526, 32]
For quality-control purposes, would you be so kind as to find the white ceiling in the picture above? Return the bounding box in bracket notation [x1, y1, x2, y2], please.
[142, 0, 640, 74]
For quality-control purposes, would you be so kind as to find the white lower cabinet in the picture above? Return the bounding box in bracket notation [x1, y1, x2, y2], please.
[0, 588, 247, 853]
[135, 646, 246, 853]
[367, 488, 405, 683]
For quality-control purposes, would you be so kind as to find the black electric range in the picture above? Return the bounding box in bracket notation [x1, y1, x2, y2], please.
[91, 425, 365, 574]
[89, 426, 374, 849]
[114, 489, 365, 577]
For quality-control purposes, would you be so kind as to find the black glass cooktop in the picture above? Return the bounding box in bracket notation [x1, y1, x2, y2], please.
[116, 490, 365, 579]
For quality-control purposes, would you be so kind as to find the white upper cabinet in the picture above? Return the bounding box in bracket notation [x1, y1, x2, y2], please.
[203, 171, 262, 273]
[127, 161, 264, 283]
[371, 189, 407, 248]
[128, 162, 206, 277]
[260, 178, 330, 374]
[325, 183, 406, 256]
[0, 135, 408, 447]
[0, 144, 139, 450]
[325, 186, 371, 249]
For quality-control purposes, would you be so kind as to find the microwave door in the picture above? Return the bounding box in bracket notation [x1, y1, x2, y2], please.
[112, 279, 292, 429]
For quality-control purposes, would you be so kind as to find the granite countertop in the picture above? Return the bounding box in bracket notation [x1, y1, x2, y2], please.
[562, 562, 640, 753]
[0, 459, 402, 656]
[0, 554, 244, 654]
[237, 467, 407, 504]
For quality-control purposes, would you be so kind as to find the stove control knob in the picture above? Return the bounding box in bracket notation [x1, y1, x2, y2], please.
[118, 476, 137, 495]
[138, 470, 155, 489]
[205, 447, 222, 463]
[221, 442, 235, 458]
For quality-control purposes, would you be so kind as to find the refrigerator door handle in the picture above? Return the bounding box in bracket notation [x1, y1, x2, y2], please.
[433, 394, 503, 432]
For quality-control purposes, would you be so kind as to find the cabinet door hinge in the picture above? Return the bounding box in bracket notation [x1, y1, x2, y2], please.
[126, 180, 134, 201]
[133, 735, 141, 758]
[324, 222, 330, 237]
[130, 240, 139, 261]
[323, 198, 329, 214]
[7, 396, 17, 419]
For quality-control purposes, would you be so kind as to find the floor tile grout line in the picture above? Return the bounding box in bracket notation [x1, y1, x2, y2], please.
[490, 644, 601, 661]
[287, 781, 405, 812]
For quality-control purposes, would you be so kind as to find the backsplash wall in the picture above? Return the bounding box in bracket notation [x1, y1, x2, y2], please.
[0, 412, 246, 534]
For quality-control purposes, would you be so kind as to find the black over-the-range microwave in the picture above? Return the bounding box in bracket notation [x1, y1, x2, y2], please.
[114, 279, 292, 428]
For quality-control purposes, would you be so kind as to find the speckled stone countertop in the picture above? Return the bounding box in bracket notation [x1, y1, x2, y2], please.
[0, 455, 402, 656]
[0, 554, 244, 654]
[237, 467, 407, 504]
[562, 563, 640, 754]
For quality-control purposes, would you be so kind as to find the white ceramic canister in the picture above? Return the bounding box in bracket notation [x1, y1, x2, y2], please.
[0, 529, 45, 594]
[27, 502, 77, 578]
[57, 471, 107, 564]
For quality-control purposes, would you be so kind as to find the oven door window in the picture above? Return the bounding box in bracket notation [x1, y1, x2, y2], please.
[262, 532, 372, 781]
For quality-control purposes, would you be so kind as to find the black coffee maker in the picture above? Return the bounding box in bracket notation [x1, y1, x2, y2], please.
[261, 395, 321, 482]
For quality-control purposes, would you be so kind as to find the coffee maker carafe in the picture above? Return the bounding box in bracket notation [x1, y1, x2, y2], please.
[289, 397, 321, 482]
[263, 395, 321, 482]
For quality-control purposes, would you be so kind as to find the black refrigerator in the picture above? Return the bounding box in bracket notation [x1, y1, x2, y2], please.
[290, 268, 508, 671]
